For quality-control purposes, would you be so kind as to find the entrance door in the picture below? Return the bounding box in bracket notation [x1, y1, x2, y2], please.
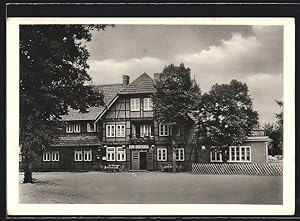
[139, 152, 147, 170]
[63, 148, 73, 171]
[131, 151, 139, 170]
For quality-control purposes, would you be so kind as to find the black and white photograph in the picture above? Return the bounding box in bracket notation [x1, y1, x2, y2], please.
[6, 17, 295, 216]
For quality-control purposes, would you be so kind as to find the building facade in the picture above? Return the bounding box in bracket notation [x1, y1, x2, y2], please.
[32, 73, 271, 171]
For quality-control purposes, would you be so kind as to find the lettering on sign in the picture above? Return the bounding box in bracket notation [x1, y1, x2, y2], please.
[129, 145, 149, 150]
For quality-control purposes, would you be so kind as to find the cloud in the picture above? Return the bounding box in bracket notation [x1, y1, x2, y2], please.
[177, 33, 260, 66]
[88, 57, 166, 84]
[175, 26, 283, 77]
[87, 25, 283, 125]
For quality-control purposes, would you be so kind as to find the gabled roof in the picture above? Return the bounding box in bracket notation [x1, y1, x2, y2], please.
[60, 84, 122, 121]
[61, 73, 156, 122]
[97, 84, 123, 104]
[119, 73, 156, 94]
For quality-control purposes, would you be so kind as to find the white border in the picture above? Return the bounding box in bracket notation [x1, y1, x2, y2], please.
[7, 17, 295, 216]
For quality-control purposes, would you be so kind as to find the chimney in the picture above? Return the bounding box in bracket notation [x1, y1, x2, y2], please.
[153, 73, 160, 82]
[122, 75, 130, 87]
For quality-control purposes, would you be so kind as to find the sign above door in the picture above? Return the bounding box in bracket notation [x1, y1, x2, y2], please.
[129, 145, 149, 150]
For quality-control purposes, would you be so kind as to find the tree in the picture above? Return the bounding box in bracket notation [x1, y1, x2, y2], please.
[152, 63, 201, 172]
[20, 25, 111, 183]
[263, 100, 283, 156]
[195, 80, 259, 162]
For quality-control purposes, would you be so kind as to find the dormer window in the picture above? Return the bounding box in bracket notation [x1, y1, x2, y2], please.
[66, 123, 81, 133]
[87, 123, 95, 132]
[74, 124, 81, 133]
[130, 98, 140, 111]
[66, 124, 73, 133]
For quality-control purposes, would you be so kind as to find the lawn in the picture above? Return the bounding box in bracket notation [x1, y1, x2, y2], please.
[19, 171, 282, 204]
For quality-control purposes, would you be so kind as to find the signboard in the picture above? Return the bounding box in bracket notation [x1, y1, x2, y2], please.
[129, 145, 149, 150]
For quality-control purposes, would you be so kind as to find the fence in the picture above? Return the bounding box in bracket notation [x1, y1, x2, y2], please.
[192, 163, 283, 176]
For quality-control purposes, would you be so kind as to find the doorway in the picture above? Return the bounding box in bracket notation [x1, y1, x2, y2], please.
[139, 152, 147, 170]
[62, 148, 73, 171]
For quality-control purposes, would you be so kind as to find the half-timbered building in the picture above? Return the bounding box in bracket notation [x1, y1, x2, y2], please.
[32, 73, 271, 171]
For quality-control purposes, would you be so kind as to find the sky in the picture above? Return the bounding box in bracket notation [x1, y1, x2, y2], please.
[86, 25, 283, 125]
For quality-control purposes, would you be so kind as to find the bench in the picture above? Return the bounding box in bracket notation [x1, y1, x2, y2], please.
[161, 164, 183, 172]
[104, 164, 122, 173]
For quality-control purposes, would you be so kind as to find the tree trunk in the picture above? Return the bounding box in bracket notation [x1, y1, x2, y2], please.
[23, 161, 33, 183]
[195, 144, 199, 163]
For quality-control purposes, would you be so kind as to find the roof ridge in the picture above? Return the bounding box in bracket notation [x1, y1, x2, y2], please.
[119, 72, 156, 95]
[96, 83, 123, 87]
[120, 72, 153, 91]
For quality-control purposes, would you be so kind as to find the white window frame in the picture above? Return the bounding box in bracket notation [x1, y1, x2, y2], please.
[106, 147, 116, 161]
[117, 147, 126, 161]
[66, 124, 73, 133]
[130, 98, 140, 111]
[84, 149, 92, 161]
[143, 98, 153, 111]
[43, 152, 51, 161]
[159, 124, 169, 136]
[106, 125, 116, 137]
[73, 124, 81, 133]
[245, 146, 251, 162]
[140, 124, 152, 137]
[87, 123, 95, 132]
[116, 124, 126, 137]
[175, 148, 185, 161]
[51, 151, 60, 161]
[228, 146, 251, 163]
[210, 151, 223, 162]
[157, 148, 167, 161]
[74, 149, 83, 161]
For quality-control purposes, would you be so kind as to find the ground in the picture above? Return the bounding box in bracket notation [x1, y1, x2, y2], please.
[19, 171, 282, 204]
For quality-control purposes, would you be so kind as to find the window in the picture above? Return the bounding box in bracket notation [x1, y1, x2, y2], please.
[43, 151, 59, 162]
[159, 124, 169, 136]
[175, 148, 185, 161]
[117, 147, 126, 161]
[66, 124, 73, 133]
[106, 147, 116, 161]
[130, 98, 140, 111]
[241, 146, 245, 161]
[210, 151, 222, 162]
[230, 147, 235, 161]
[116, 124, 126, 137]
[43, 152, 51, 161]
[157, 148, 167, 161]
[236, 147, 240, 161]
[52, 151, 60, 161]
[246, 147, 251, 161]
[140, 125, 152, 137]
[84, 149, 92, 161]
[74, 150, 83, 161]
[74, 124, 81, 133]
[66, 124, 80, 133]
[106, 125, 115, 137]
[143, 98, 153, 111]
[229, 146, 251, 162]
[87, 123, 95, 132]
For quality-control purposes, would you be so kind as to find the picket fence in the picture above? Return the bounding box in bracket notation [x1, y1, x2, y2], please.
[192, 163, 283, 176]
